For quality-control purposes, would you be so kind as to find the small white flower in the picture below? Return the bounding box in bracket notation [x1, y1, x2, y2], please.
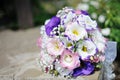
[55, 61, 72, 76]
[77, 14, 85, 23]
[91, 13, 97, 19]
[84, 15, 97, 30]
[90, 1, 99, 9]
[89, 30, 106, 52]
[59, 36, 73, 49]
[76, 3, 89, 11]
[40, 25, 45, 35]
[56, 7, 73, 18]
[40, 33, 51, 49]
[65, 22, 87, 41]
[77, 40, 97, 60]
[98, 15, 106, 23]
[101, 28, 111, 36]
[39, 51, 54, 66]
[62, 11, 76, 24]
[57, 8, 75, 25]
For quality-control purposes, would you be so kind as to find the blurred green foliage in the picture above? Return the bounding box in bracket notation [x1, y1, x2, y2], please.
[31, 0, 54, 26]
[85, 0, 120, 60]
[31, 0, 68, 26]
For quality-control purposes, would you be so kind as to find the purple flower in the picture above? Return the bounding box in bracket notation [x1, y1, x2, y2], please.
[45, 16, 60, 36]
[81, 10, 89, 15]
[72, 61, 94, 77]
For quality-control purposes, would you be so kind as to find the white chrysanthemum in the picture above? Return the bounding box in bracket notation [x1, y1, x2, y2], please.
[89, 30, 106, 52]
[77, 40, 97, 60]
[65, 22, 87, 41]
[84, 15, 97, 30]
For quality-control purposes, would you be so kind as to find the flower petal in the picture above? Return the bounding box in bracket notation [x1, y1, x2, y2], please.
[72, 62, 94, 77]
[45, 16, 60, 36]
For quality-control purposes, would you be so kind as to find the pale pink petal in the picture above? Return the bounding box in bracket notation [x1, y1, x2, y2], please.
[37, 37, 42, 48]
[60, 49, 80, 70]
[47, 38, 64, 56]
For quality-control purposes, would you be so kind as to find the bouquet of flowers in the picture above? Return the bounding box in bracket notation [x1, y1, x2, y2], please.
[37, 7, 107, 78]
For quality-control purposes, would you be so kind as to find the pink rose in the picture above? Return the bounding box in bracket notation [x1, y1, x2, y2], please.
[60, 49, 80, 70]
[47, 38, 64, 56]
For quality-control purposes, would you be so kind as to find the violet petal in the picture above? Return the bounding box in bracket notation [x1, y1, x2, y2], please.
[45, 16, 60, 36]
[81, 10, 89, 15]
[72, 62, 94, 77]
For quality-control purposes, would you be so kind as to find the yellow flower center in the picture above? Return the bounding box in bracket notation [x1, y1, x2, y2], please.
[55, 42, 60, 50]
[67, 43, 72, 47]
[90, 56, 94, 60]
[72, 29, 79, 36]
[82, 46, 87, 52]
[64, 55, 73, 63]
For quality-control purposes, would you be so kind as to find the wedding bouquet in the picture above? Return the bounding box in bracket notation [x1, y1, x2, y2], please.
[37, 7, 107, 78]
